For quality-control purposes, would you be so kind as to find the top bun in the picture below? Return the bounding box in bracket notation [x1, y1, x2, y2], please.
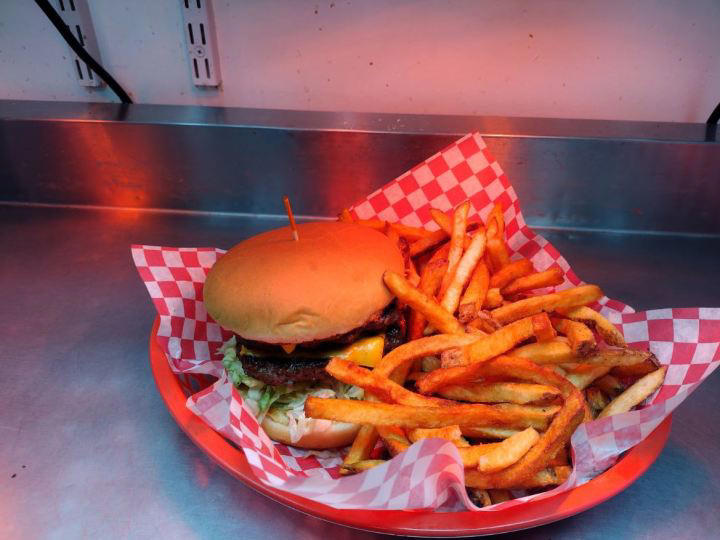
[203, 221, 404, 343]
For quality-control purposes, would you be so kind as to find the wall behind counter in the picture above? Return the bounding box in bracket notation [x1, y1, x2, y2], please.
[0, 0, 718, 123]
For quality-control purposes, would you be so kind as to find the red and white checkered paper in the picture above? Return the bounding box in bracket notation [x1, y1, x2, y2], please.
[132, 132, 720, 512]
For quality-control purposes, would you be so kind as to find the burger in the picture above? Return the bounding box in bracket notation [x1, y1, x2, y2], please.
[203, 221, 405, 449]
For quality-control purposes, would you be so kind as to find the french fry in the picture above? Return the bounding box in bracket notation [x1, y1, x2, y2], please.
[440, 202, 471, 295]
[493, 402, 560, 421]
[440, 230, 487, 315]
[593, 374, 627, 397]
[533, 312, 558, 342]
[464, 356, 578, 395]
[375, 333, 482, 381]
[382, 222, 400, 247]
[326, 357, 449, 407]
[345, 405, 390, 468]
[483, 287, 504, 309]
[406, 258, 421, 287]
[415, 240, 451, 274]
[579, 348, 657, 369]
[405, 370, 424, 382]
[458, 261, 490, 320]
[485, 203, 505, 239]
[360, 350, 425, 463]
[586, 387, 609, 417]
[551, 317, 596, 356]
[430, 313, 550, 376]
[430, 208, 478, 250]
[564, 364, 612, 390]
[430, 208, 453, 235]
[345, 372, 385, 467]
[439, 347, 464, 367]
[582, 397, 594, 423]
[453, 356, 585, 489]
[548, 365, 567, 377]
[355, 219, 387, 231]
[421, 355, 442, 372]
[466, 311, 501, 334]
[461, 426, 520, 439]
[377, 425, 411, 456]
[338, 208, 354, 222]
[491, 285, 603, 325]
[356, 218, 386, 230]
[338, 204, 659, 495]
[468, 488, 493, 507]
[511, 338, 574, 365]
[304, 397, 559, 431]
[459, 307, 479, 325]
[409, 229, 449, 256]
[466, 323, 490, 336]
[597, 367, 667, 418]
[477, 427, 540, 473]
[416, 330, 552, 395]
[610, 357, 660, 378]
[340, 204, 653, 496]
[381, 223, 408, 276]
[486, 237, 510, 271]
[389, 223, 433, 241]
[489, 259, 534, 289]
[466, 465, 572, 490]
[438, 382, 561, 405]
[555, 305, 626, 347]
[408, 259, 449, 340]
[457, 443, 504, 468]
[407, 425, 469, 447]
[343, 425, 380, 467]
[338, 459, 386, 475]
[384, 271, 465, 335]
[345, 322, 424, 466]
[488, 490, 513, 504]
[502, 267, 564, 296]
[413, 243, 451, 297]
[547, 445, 570, 467]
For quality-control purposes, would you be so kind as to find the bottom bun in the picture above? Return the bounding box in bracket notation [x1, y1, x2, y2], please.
[261, 415, 360, 449]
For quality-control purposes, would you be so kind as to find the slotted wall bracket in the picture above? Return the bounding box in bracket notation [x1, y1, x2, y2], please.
[180, 0, 222, 87]
[55, 0, 102, 87]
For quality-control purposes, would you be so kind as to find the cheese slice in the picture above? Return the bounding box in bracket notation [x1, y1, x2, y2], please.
[330, 335, 385, 367]
[243, 335, 386, 367]
[280, 343, 296, 354]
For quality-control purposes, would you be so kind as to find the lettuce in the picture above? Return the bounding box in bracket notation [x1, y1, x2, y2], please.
[219, 337, 364, 440]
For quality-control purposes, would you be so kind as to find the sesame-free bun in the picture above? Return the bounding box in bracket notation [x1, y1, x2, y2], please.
[203, 221, 404, 343]
[261, 415, 360, 449]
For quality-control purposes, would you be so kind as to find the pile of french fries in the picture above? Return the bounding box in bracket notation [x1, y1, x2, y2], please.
[317, 203, 667, 506]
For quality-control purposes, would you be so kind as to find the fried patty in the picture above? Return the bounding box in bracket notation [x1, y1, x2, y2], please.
[239, 302, 401, 354]
[240, 354, 333, 386]
[238, 303, 406, 386]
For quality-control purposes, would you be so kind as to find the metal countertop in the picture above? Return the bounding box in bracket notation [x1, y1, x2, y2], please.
[1, 204, 719, 539]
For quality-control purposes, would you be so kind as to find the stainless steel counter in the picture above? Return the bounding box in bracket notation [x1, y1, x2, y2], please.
[2, 204, 719, 539]
[2, 102, 719, 538]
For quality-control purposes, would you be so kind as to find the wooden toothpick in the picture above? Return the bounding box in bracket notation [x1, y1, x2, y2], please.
[283, 195, 299, 241]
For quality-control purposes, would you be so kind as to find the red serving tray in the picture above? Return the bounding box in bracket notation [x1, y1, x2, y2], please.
[149, 316, 671, 536]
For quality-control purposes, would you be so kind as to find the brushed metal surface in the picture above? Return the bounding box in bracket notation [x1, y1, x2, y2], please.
[0, 100, 717, 141]
[1, 102, 719, 538]
[1, 101, 719, 234]
[1, 205, 719, 539]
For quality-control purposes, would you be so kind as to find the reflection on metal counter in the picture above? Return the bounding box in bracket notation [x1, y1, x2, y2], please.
[1, 101, 719, 233]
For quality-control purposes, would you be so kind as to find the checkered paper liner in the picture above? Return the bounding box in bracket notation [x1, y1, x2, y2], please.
[132, 132, 720, 512]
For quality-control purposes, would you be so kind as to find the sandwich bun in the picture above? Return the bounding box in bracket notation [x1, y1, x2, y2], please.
[204, 221, 405, 343]
[261, 415, 361, 449]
